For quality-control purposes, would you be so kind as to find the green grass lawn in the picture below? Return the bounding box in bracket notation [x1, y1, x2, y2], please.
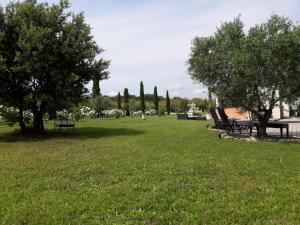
[0, 116, 299, 224]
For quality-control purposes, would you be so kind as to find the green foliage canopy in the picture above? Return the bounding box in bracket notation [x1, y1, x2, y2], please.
[93, 95, 110, 116]
[0, 0, 109, 133]
[188, 15, 300, 135]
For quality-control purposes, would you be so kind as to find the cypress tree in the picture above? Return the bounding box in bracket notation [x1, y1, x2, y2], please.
[92, 77, 100, 98]
[92, 59, 110, 98]
[166, 90, 171, 115]
[153, 86, 159, 113]
[124, 88, 130, 116]
[204, 98, 208, 111]
[140, 81, 145, 113]
[117, 92, 122, 109]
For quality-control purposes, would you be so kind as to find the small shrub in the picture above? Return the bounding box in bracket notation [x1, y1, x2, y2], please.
[93, 96, 111, 117]
[70, 107, 81, 121]
[1, 107, 19, 124]
[145, 109, 156, 116]
[80, 106, 91, 118]
[133, 111, 143, 117]
[56, 110, 69, 120]
[102, 109, 125, 118]
[23, 111, 34, 124]
[88, 110, 97, 119]
[114, 110, 123, 119]
[158, 109, 165, 116]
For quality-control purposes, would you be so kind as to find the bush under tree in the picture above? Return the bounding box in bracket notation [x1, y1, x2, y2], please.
[92, 95, 110, 117]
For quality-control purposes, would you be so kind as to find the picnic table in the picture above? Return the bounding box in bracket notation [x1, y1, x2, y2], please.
[251, 121, 289, 138]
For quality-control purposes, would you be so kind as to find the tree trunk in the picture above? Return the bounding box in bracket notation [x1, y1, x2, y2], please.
[33, 112, 44, 133]
[208, 87, 213, 107]
[257, 119, 268, 137]
[48, 107, 57, 120]
[18, 106, 26, 133]
[257, 110, 272, 137]
[33, 103, 45, 133]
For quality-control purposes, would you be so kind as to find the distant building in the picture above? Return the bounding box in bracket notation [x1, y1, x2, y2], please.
[272, 102, 289, 119]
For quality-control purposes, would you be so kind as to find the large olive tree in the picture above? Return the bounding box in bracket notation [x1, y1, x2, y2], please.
[0, 0, 109, 133]
[188, 15, 300, 136]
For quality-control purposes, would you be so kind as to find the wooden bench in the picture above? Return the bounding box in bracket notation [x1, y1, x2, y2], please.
[177, 113, 206, 121]
[252, 122, 289, 138]
[54, 119, 75, 130]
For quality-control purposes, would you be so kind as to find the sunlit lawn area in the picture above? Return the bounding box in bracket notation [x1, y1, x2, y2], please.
[0, 116, 299, 224]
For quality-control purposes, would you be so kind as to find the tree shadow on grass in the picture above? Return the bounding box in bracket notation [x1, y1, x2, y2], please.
[0, 127, 145, 143]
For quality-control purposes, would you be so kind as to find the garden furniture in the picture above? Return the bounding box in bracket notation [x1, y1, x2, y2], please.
[54, 118, 75, 130]
[251, 121, 289, 138]
[217, 107, 253, 134]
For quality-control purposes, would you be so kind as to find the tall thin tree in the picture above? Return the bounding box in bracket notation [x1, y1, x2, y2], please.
[140, 81, 145, 113]
[92, 78, 100, 98]
[153, 86, 159, 113]
[92, 59, 110, 98]
[124, 88, 130, 116]
[117, 92, 122, 109]
[166, 90, 171, 115]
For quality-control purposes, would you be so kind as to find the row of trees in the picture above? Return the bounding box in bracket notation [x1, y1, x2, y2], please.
[87, 95, 210, 115]
[115, 83, 171, 116]
[188, 14, 300, 136]
[0, 0, 110, 133]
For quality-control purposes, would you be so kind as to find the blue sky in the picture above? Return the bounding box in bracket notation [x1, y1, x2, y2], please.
[2, 0, 300, 98]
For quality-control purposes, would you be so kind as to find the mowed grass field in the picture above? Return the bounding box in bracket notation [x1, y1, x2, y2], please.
[0, 116, 299, 224]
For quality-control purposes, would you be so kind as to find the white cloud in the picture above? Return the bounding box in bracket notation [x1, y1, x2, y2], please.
[168, 84, 185, 97]
[106, 91, 118, 97]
